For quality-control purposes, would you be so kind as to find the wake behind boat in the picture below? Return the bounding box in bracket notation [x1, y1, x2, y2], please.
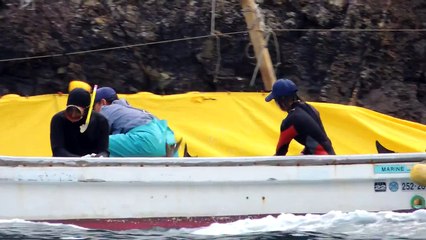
[1, 153, 425, 230]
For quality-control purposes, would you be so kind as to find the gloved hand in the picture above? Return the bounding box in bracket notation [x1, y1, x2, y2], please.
[81, 153, 97, 158]
[95, 152, 109, 158]
[165, 138, 182, 157]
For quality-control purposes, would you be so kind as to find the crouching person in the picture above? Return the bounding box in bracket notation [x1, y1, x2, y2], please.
[50, 88, 110, 157]
[94, 87, 179, 157]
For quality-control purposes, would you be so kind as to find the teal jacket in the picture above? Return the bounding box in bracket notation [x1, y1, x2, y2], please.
[100, 99, 177, 157]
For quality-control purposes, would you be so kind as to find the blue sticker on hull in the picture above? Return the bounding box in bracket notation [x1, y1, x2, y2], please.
[374, 165, 411, 174]
[389, 181, 399, 192]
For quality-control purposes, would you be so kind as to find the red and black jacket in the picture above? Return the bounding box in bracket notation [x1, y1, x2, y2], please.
[276, 102, 335, 156]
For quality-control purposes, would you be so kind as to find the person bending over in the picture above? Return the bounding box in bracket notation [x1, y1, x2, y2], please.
[94, 87, 179, 157]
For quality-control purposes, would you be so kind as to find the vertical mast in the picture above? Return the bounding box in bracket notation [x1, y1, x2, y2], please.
[241, 0, 276, 91]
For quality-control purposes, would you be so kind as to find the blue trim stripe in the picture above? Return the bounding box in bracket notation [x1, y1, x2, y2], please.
[374, 164, 411, 174]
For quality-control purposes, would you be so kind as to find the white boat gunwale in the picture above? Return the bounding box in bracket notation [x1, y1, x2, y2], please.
[0, 153, 425, 167]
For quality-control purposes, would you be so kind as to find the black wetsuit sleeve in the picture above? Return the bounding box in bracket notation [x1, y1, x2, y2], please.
[50, 114, 79, 157]
[94, 113, 110, 157]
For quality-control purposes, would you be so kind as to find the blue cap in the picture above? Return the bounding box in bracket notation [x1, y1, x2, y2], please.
[265, 79, 298, 102]
[95, 87, 118, 103]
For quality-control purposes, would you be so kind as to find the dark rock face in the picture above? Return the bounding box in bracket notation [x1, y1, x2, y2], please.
[0, 0, 425, 123]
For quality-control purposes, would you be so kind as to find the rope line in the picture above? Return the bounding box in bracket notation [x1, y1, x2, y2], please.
[213, 35, 222, 83]
[0, 28, 424, 63]
[270, 30, 281, 74]
[210, 0, 222, 83]
[273, 28, 426, 32]
[210, 0, 216, 35]
[0, 32, 247, 63]
[249, 30, 272, 87]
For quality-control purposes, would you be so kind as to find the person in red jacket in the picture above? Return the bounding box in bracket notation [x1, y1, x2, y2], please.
[50, 88, 110, 157]
[265, 79, 335, 156]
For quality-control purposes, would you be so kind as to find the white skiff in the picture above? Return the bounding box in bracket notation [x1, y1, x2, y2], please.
[0, 153, 425, 230]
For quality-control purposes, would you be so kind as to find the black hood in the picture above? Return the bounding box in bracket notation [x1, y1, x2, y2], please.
[67, 88, 91, 107]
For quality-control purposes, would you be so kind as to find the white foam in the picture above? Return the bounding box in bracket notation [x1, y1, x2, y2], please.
[192, 210, 426, 239]
[0, 218, 87, 230]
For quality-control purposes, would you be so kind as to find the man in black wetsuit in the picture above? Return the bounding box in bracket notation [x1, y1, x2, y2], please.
[265, 79, 335, 156]
[50, 88, 110, 157]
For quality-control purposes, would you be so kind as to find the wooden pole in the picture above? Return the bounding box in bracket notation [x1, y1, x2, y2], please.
[241, 0, 276, 91]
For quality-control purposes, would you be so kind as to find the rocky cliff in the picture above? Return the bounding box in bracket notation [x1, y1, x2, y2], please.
[0, 0, 425, 123]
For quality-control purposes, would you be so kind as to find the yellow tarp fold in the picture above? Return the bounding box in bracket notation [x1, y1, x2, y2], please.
[0, 92, 425, 157]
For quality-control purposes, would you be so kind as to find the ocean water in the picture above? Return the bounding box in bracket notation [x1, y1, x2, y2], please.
[1, 210, 425, 240]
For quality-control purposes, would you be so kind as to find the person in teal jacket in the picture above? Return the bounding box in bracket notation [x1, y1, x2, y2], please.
[93, 87, 179, 157]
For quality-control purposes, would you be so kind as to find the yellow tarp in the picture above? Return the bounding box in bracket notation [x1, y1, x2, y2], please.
[0, 92, 425, 157]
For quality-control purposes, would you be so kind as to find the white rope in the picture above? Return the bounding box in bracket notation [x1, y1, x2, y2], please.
[213, 35, 222, 83]
[0, 28, 424, 63]
[209, 0, 222, 83]
[249, 30, 271, 86]
[210, 0, 216, 35]
[270, 30, 281, 72]
[273, 28, 426, 32]
[20, 0, 35, 10]
[0, 34, 220, 62]
[242, 6, 263, 32]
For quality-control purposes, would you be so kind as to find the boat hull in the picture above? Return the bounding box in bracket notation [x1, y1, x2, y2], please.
[1, 153, 425, 230]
